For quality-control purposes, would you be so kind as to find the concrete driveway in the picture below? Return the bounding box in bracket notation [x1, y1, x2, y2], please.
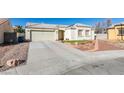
[1, 41, 124, 75]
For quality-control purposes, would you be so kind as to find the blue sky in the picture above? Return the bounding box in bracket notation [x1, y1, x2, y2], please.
[10, 18, 124, 26]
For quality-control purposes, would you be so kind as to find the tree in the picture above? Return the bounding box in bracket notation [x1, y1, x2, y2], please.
[106, 18, 112, 27]
[95, 22, 102, 33]
[101, 21, 106, 33]
[14, 25, 25, 33]
[103, 19, 112, 33]
[95, 19, 112, 34]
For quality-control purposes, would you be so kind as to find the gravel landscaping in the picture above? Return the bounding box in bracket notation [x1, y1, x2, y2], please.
[65, 40, 95, 51]
[65, 40, 124, 51]
[0, 43, 29, 71]
[95, 40, 124, 51]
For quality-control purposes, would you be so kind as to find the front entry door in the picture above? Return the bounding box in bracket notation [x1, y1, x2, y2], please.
[58, 30, 64, 40]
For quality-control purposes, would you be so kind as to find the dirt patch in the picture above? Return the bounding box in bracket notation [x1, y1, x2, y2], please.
[65, 40, 124, 51]
[0, 43, 29, 71]
[0, 44, 14, 61]
[67, 41, 95, 51]
[94, 40, 124, 51]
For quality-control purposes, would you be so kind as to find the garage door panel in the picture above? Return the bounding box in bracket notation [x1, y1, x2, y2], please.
[31, 31, 55, 41]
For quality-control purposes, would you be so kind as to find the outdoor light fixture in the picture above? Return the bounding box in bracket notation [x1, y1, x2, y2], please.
[121, 23, 123, 40]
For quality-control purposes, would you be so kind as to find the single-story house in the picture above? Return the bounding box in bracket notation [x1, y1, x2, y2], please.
[25, 22, 95, 41]
[0, 18, 13, 43]
[107, 22, 124, 41]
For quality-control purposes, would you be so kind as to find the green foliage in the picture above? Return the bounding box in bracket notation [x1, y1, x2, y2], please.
[14, 25, 25, 33]
[63, 40, 92, 44]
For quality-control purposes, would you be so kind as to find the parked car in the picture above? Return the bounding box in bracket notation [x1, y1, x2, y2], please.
[18, 36, 25, 43]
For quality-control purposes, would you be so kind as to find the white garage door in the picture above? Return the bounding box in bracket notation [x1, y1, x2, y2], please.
[31, 31, 55, 41]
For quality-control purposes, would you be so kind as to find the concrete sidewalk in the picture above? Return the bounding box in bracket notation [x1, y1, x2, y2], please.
[1, 41, 124, 75]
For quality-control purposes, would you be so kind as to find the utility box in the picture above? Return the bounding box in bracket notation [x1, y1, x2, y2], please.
[4, 32, 17, 44]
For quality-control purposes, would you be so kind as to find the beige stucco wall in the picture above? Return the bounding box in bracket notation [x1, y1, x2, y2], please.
[0, 20, 13, 43]
[108, 28, 117, 40]
[25, 29, 30, 40]
[108, 25, 124, 41]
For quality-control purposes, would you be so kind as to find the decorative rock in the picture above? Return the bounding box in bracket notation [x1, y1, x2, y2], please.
[0, 65, 3, 68]
[6, 59, 16, 67]
[6, 59, 23, 67]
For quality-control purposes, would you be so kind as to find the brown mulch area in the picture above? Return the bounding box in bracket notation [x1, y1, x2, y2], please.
[96, 40, 124, 51]
[0, 43, 29, 71]
[66, 40, 124, 51]
[67, 41, 95, 51]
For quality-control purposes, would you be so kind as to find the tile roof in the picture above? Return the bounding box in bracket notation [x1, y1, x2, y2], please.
[26, 22, 92, 29]
[108, 22, 124, 29]
[0, 18, 8, 25]
[68, 23, 91, 27]
[26, 22, 68, 29]
[114, 22, 124, 25]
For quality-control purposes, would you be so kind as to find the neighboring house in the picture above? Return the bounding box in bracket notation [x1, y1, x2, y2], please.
[0, 18, 13, 43]
[25, 22, 95, 41]
[107, 22, 124, 41]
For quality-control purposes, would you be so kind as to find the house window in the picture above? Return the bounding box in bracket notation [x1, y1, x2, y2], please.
[85, 30, 90, 36]
[78, 30, 83, 37]
[118, 29, 124, 35]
